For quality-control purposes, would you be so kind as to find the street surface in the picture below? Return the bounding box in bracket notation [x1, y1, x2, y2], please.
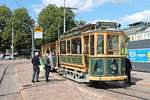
[0, 60, 29, 100]
[0, 60, 150, 100]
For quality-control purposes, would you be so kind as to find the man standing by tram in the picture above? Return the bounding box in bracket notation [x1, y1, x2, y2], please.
[125, 57, 132, 85]
[44, 50, 51, 82]
[31, 52, 41, 83]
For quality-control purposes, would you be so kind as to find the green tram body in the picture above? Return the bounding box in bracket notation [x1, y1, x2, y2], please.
[43, 22, 127, 82]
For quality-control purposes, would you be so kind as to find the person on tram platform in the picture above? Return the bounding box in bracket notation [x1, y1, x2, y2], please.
[125, 57, 132, 85]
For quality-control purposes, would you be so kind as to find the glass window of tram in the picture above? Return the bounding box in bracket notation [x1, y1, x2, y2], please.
[121, 34, 126, 55]
[107, 34, 119, 55]
[90, 35, 94, 55]
[67, 40, 70, 53]
[60, 41, 66, 54]
[97, 35, 104, 54]
[71, 37, 81, 54]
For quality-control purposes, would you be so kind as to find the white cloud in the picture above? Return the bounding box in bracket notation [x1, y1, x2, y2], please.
[120, 10, 150, 24]
[32, 0, 124, 15]
[88, 9, 150, 28]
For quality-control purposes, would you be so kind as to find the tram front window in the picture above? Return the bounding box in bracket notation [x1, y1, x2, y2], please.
[97, 35, 104, 54]
[107, 34, 119, 55]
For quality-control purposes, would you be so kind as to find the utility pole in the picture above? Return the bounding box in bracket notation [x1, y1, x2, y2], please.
[63, 0, 66, 34]
[11, 20, 14, 60]
[31, 26, 34, 58]
[63, 0, 77, 34]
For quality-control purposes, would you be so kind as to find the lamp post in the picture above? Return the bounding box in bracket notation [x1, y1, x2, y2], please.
[11, 20, 14, 60]
[30, 26, 35, 58]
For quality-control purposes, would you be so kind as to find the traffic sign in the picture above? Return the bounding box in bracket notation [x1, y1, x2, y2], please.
[34, 27, 43, 39]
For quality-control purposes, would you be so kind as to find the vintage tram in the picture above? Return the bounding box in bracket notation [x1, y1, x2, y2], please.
[42, 21, 127, 83]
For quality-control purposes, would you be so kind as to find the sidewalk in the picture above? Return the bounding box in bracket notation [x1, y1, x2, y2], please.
[15, 63, 150, 100]
[131, 71, 150, 87]
[16, 63, 106, 100]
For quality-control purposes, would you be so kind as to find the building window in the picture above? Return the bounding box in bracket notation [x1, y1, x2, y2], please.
[148, 33, 150, 39]
[71, 37, 81, 54]
[132, 36, 134, 41]
[60, 41, 66, 54]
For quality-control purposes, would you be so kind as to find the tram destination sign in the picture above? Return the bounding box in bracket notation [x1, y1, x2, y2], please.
[34, 27, 43, 39]
[96, 22, 118, 29]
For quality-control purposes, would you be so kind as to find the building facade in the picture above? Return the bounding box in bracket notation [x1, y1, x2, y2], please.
[124, 22, 150, 72]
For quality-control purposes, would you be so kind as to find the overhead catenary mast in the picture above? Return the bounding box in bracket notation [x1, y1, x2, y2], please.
[63, 0, 66, 34]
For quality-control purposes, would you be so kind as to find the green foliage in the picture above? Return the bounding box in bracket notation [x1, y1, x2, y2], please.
[38, 4, 76, 44]
[76, 19, 86, 26]
[0, 6, 34, 52]
[0, 5, 12, 51]
[12, 8, 34, 51]
[0, 4, 86, 52]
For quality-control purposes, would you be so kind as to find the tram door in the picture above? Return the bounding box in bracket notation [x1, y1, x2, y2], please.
[83, 36, 89, 68]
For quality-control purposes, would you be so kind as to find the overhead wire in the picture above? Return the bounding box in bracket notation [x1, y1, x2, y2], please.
[14, 0, 21, 7]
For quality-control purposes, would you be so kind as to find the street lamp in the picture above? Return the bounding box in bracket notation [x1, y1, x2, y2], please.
[11, 19, 14, 60]
[30, 26, 35, 58]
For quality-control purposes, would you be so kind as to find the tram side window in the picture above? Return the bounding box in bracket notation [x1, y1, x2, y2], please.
[90, 35, 94, 55]
[121, 35, 126, 55]
[67, 40, 70, 53]
[107, 35, 119, 55]
[97, 35, 104, 54]
[71, 37, 81, 54]
[60, 41, 66, 54]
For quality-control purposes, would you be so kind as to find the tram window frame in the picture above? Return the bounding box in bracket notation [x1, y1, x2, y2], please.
[120, 34, 126, 55]
[71, 37, 82, 54]
[97, 35, 104, 54]
[90, 35, 94, 55]
[67, 40, 70, 53]
[106, 34, 119, 55]
[60, 41, 66, 54]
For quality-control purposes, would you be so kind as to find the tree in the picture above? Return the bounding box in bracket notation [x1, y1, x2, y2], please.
[12, 8, 34, 51]
[0, 5, 12, 51]
[38, 4, 76, 44]
[76, 19, 86, 26]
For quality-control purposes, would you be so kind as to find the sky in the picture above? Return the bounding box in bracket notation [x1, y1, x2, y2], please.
[0, 0, 150, 28]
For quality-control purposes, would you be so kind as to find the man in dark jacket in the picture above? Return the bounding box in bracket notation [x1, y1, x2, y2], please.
[125, 57, 132, 84]
[31, 52, 40, 83]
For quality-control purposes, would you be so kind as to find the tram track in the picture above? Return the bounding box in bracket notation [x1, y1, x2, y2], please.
[107, 88, 149, 100]
[64, 79, 150, 100]
[90, 82, 150, 100]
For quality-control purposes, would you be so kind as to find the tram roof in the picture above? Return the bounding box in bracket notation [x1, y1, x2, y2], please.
[60, 21, 122, 39]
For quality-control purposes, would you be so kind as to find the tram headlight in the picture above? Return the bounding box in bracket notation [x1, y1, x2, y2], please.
[111, 64, 118, 71]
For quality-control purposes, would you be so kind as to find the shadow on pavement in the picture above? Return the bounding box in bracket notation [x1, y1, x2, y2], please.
[131, 77, 142, 84]
[21, 78, 66, 90]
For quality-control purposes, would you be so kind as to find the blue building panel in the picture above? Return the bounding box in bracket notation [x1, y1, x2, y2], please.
[128, 48, 150, 63]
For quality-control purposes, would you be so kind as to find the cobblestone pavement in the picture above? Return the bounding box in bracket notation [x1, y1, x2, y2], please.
[0, 60, 30, 100]
[15, 62, 150, 100]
